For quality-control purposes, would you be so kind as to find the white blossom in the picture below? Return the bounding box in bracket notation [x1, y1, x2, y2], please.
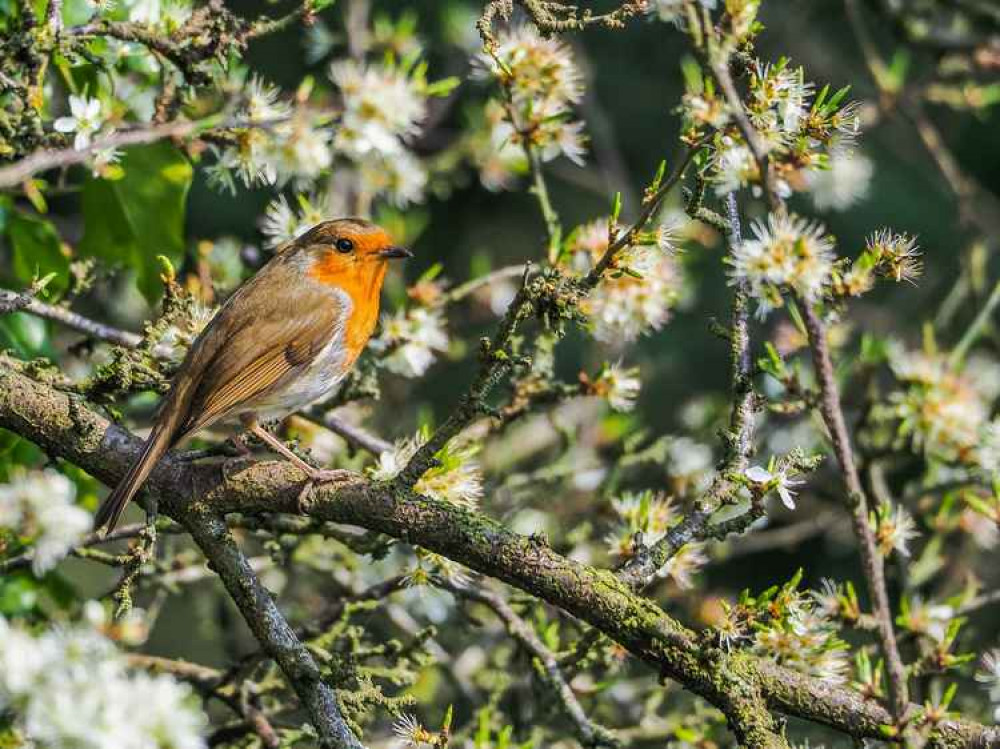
[392, 713, 426, 747]
[330, 60, 427, 159]
[0, 469, 90, 575]
[565, 219, 681, 343]
[477, 26, 587, 167]
[53, 95, 104, 150]
[711, 138, 757, 196]
[372, 307, 450, 378]
[595, 363, 641, 412]
[807, 149, 874, 211]
[866, 228, 922, 284]
[976, 650, 1000, 722]
[744, 465, 804, 510]
[369, 435, 482, 508]
[414, 442, 483, 509]
[260, 195, 309, 248]
[730, 213, 835, 317]
[0, 613, 206, 748]
[871, 501, 920, 557]
[369, 434, 424, 482]
[155, 304, 217, 364]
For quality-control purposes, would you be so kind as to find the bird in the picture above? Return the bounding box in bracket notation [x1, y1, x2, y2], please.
[94, 217, 412, 533]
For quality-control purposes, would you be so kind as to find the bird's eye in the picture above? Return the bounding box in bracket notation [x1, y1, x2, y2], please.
[335, 238, 354, 253]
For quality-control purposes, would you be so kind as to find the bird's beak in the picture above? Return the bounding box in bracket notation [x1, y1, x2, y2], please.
[378, 246, 413, 260]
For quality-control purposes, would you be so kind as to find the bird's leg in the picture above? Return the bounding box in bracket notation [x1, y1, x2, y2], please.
[243, 418, 356, 484]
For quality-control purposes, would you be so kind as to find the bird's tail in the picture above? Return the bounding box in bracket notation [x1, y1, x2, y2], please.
[94, 423, 174, 533]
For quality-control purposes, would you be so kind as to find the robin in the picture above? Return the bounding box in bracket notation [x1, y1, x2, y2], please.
[94, 218, 411, 532]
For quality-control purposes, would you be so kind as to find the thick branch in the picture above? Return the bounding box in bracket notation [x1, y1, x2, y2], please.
[2, 365, 997, 747]
[182, 509, 363, 749]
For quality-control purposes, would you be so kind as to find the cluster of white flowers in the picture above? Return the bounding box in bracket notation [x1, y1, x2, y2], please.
[472, 26, 586, 188]
[729, 212, 836, 317]
[259, 192, 334, 249]
[753, 592, 849, 684]
[329, 58, 431, 206]
[710, 137, 763, 197]
[881, 346, 992, 465]
[370, 434, 482, 508]
[606, 491, 675, 557]
[0, 611, 205, 749]
[371, 307, 450, 378]
[564, 219, 681, 343]
[206, 76, 332, 194]
[604, 491, 706, 588]
[748, 62, 815, 146]
[413, 442, 483, 509]
[694, 54, 861, 201]
[0, 469, 90, 576]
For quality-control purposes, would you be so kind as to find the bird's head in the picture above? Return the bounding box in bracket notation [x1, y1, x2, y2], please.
[288, 218, 412, 300]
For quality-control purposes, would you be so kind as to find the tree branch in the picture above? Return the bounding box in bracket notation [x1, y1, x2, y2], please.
[2, 363, 997, 747]
[799, 301, 910, 722]
[437, 577, 620, 749]
[0, 287, 143, 347]
[181, 509, 364, 749]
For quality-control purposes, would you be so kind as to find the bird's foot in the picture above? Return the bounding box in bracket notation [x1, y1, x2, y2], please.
[295, 468, 360, 513]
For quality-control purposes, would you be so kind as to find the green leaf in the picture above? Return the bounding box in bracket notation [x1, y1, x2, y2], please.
[0, 573, 39, 616]
[3, 208, 70, 296]
[0, 312, 51, 359]
[79, 142, 193, 302]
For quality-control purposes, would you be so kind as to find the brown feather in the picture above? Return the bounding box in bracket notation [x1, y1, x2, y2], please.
[94, 246, 346, 532]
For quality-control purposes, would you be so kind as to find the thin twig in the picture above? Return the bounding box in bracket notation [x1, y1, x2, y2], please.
[617, 192, 755, 588]
[799, 300, 910, 722]
[0, 287, 142, 347]
[438, 578, 619, 749]
[584, 136, 709, 287]
[949, 278, 1000, 367]
[437, 265, 528, 307]
[0, 113, 295, 188]
[321, 412, 393, 456]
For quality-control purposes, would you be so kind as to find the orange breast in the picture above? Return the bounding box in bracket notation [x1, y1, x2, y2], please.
[309, 257, 387, 370]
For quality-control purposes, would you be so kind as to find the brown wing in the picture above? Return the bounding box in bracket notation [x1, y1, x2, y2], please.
[170, 261, 346, 443]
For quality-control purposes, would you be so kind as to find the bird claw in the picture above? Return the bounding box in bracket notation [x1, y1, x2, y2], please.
[295, 468, 359, 514]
